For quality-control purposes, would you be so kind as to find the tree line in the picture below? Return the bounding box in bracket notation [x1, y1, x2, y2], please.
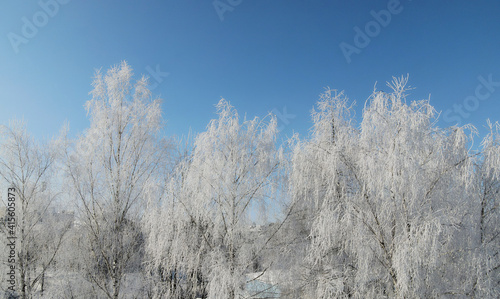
[0, 62, 498, 298]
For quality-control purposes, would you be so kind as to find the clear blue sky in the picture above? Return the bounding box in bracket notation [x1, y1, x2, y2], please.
[1, 0, 499, 141]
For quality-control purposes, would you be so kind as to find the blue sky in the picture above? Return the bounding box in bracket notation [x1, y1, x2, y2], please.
[1, 0, 499, 142]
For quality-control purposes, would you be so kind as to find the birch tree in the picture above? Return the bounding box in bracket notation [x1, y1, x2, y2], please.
[288, 88, 358, 298]
[145, 99, 284, 299]
[65, 62, 166, 298]
[293, 77, 477, 298]
[466, 120, 500, 297]
[0, 121, 69, 299]
[145, 156, 209, 298]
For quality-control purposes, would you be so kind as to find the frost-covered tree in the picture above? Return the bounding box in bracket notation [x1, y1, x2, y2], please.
[65, 62, 167, 299]
[0, 121, 69, 299]
[145, 99, 284, 299]
[144, 154, 208, 298]
[464, 120, 500, 297]
[293, 77, 478, 298]
[288, 88, 358, 298]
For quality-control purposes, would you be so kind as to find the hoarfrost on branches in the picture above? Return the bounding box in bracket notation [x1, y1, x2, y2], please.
[145, 99, 284, 299]
[65, 61, 167, 299]
[2, 69, 499, 298]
